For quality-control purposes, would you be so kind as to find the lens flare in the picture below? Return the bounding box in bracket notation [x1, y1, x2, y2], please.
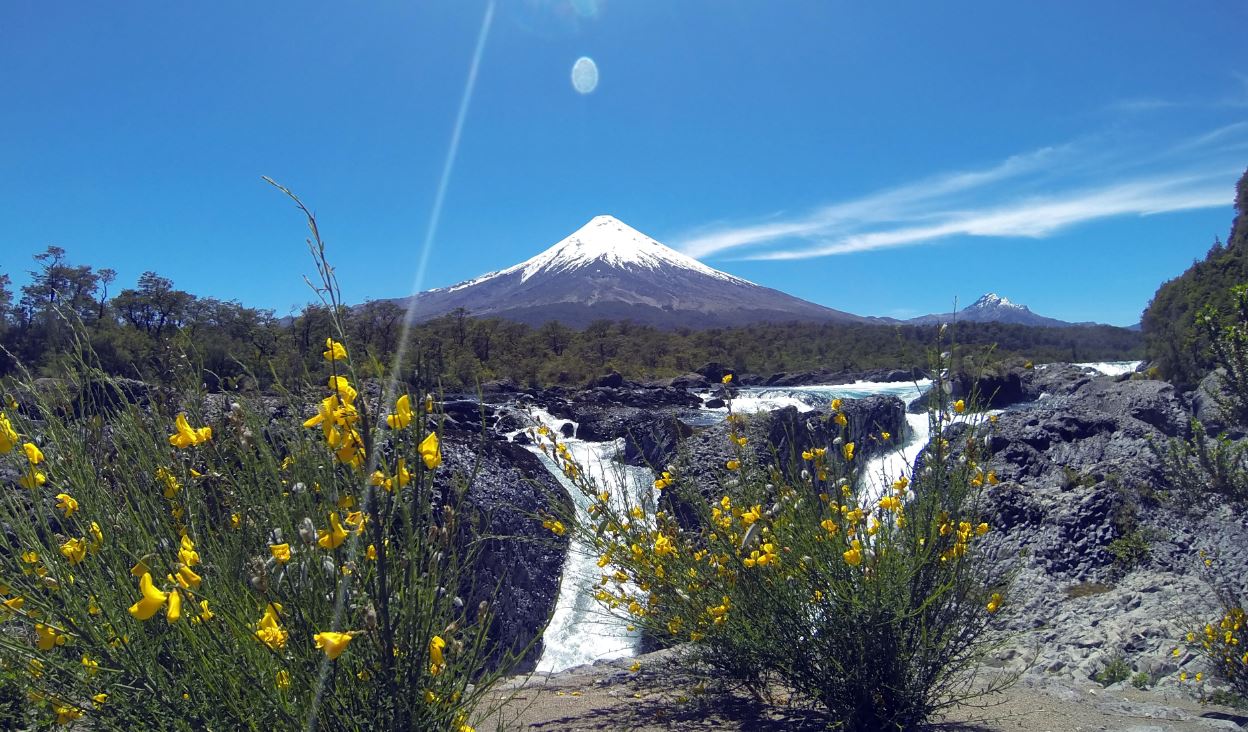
[571, 56, 599, 94]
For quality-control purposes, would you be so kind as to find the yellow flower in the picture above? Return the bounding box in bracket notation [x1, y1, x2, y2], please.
[53, 704, 82, 725]
[22, 442, 44, 465]
[59, 537, 87, 565]
[419, 432, 442, 470]
[317, 513, 348, 550]
[654, 471, 674, 490]
[366, 544, 377, 561]
[881, 431, 891, 441]
[166, 589, 183, 623]
[986, 592, 1003, 613]
[323, 338, 348, 362]
[831, 398, 843, 411]
[35, 623, 67, 651]
[429, 635, 447, 676]
[879, 495, 901, 511]
[833, 412, 848, 427]
[0, 412, 17, 453]
[255, 603, 288, 650]
[276, 670, 291, 689]
[721, 373, 733, 384]
[174, 565, 202, 590]
[953, 399, 966, 414]
[314, 631, 355, 660]
[842, 539, 863, 567]
[386, 394, 413, 430]
[18, 470, 46, 489]
[156, 467, 181, 499]
[394, 458, 412, 489]
[54, 493, 78, 518]
[230, 513, 241, 529]
[270, 543, 292, 564]
[842, 442, 855, 461]
[976, 522, 990, 536]
[725, 459, 741, 471]
[128, 572, 168, 621]
[92, 693, 107, 707]
[179, 535, 200, 567]
[3, 597, 25, 612]
[328, 375, 358, 404]
[193, 599, 214, 624]
[542, 519, 566, 537]
[169, 413, 212, 449]
[629, 660, 642, 672]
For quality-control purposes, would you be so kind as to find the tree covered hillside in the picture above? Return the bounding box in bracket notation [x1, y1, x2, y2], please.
[1143, 167, 1248, 387]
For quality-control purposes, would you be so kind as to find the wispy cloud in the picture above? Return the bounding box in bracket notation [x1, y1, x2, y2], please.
[676, 123, 1246, 263]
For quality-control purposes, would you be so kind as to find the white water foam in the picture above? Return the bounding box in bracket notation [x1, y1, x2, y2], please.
[1075, 360, 1143, 377]
[523, 408, 655, 672]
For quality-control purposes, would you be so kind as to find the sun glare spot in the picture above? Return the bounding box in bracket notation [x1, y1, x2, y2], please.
[571, 56, 599, 94]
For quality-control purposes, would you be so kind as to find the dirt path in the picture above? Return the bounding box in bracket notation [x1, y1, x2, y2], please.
[479, 651, 1248, 731]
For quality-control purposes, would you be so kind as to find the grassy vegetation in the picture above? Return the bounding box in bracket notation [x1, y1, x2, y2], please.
[0, 198, 528, 730]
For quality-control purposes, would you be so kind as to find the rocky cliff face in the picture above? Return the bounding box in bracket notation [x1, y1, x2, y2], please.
[438, 430, 572, 674]
[953, 374, 1248, 684]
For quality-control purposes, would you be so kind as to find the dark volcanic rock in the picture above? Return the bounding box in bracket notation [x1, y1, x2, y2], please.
[620, 413, 694, 470]
[439, 430, 571, 674]
[658, 397, 905, 531]
[590, 371, 626, 389]
[953, 373, 1248, 683]
[950, 368, 1027, 408]
[695, 362, 732, 382]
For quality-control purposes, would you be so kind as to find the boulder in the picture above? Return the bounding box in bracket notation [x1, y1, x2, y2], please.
[619, 413, 694, 470]
[657, 397, 906, 532]
[590, 371, 626, 389]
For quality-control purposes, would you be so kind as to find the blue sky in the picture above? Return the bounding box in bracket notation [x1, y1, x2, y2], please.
[2, 2, 1246, 327]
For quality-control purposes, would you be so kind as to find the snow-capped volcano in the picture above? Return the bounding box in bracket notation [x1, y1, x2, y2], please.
[444, 215, 753, 292]
[908, 293, 1084, 327]
[396, 216, 869, 328]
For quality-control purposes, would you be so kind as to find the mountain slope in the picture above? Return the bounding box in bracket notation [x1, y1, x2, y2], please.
[397, 216, 871, 328]
[907, 293, 1085, 328]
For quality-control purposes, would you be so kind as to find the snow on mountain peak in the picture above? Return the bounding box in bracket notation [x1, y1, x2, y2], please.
[443, 216, 752, 292]
[971, 292, 1024, 310]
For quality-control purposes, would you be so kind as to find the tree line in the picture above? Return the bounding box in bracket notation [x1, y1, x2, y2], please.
[0, 246, 1143, 393]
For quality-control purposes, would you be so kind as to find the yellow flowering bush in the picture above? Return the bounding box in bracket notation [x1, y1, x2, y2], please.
[0, 195, 508, 730]
[544, 364, 1013, 729]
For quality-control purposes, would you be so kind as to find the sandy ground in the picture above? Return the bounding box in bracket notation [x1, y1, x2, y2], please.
[477, 651, 1248, 731]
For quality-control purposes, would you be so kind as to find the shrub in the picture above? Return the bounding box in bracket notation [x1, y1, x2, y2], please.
[1094, 656, 1131, 687]
[0, 191, 519, 730]
[1157, 284, 1248, 695]
[543, 364, 1014, 729]
[1131, 671, 1152, 690]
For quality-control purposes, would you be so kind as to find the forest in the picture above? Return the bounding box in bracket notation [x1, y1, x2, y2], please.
[0, 246, 1143, 392]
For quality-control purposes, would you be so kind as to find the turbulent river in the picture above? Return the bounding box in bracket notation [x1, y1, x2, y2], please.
[526, 361, 1141, 672]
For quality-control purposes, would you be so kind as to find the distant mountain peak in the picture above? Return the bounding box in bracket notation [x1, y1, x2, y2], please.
[401, 216, 868, 329]
[439, 215, 751, 294]
[967, 292, 1029, 312]
[907, 292, 1082, 327]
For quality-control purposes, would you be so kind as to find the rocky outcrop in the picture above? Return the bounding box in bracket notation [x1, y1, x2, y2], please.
[438, 430, 572, 674]
[954, 374, 1248, 686]
[657, 397, 906, 531]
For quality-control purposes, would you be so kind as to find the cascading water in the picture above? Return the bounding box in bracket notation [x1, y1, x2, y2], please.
[523, 380, 933, 672]
[519, 409, 656, 672]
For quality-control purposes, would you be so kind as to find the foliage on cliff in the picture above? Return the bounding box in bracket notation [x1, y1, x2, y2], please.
[1143, 167, 1248, 387]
